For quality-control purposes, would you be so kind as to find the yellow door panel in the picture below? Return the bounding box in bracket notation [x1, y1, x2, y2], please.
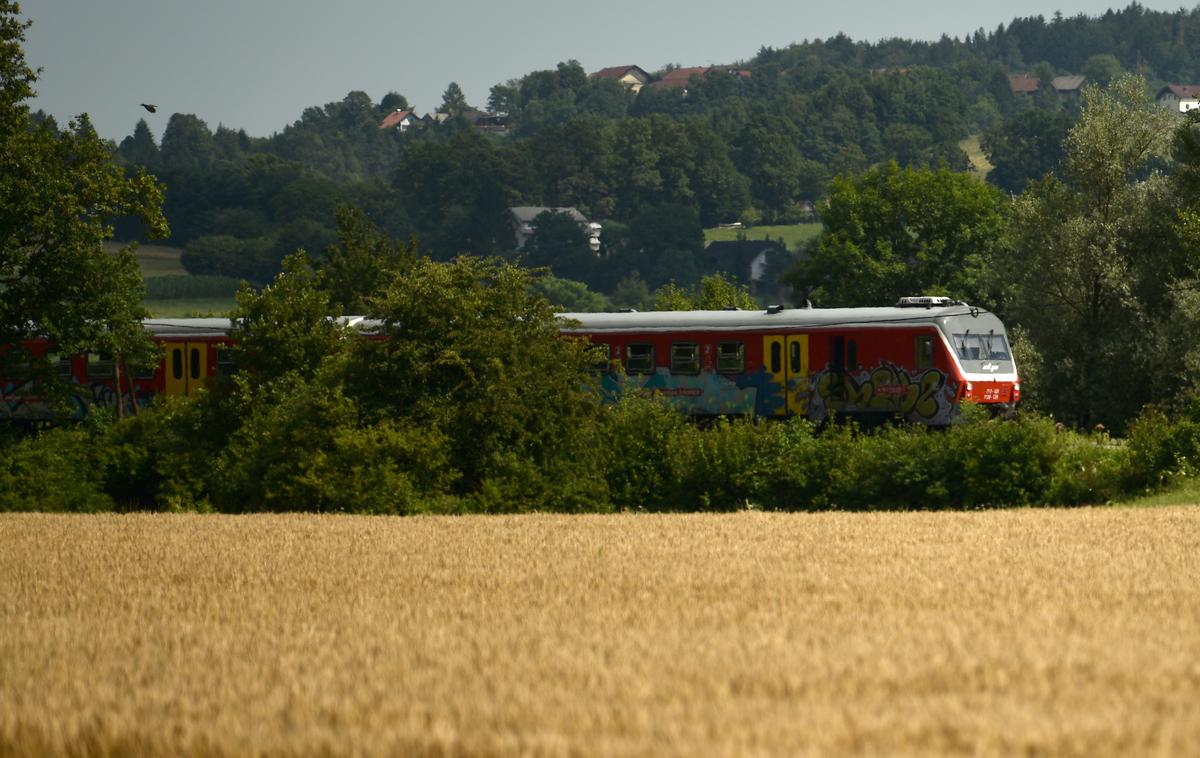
[764, 334, 809, 417]
[161, 342, 208, 397]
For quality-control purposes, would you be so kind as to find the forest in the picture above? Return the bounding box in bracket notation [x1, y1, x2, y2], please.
[9, 1, 1200, 512]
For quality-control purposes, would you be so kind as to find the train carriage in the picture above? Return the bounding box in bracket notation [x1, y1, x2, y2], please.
[2, 299, 1018, 425]
[560, 297, 1019, 424]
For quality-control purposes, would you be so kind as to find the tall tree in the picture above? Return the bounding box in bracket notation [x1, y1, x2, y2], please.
[1002, 74, 1187, 428]
[117, 118, 160, 169]
[440, 81, 469, 114]
[784, 162, 1010, 307]
[0, 2, 167, 366]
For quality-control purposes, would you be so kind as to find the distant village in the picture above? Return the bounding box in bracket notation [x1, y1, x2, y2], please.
[377, 64, 751, 135]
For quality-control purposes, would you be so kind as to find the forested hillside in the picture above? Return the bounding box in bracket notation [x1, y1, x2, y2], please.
[87, 3, 1200, 296]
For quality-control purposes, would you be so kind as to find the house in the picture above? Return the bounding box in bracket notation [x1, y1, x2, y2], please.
[589, 65, 651, 93]
[1009, 74, 1040, 94]
[645, 66, 751, 95]
[379, 109, 416, 132]
[423, 108, 510, 133]
[509, 207, 602, 252]
[1051, 75, 1086, 97]
[1157, 84, 1200, 113]
[704, 239, 789, 294]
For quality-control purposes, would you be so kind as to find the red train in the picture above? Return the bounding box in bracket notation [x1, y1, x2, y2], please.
[1, 298, 1018, 424]
[562, 297, 1018, 424]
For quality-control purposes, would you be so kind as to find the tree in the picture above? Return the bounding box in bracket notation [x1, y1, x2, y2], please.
[0, 2, 167, 376]
[521, 210, 595, 283]
[440, 81, 469, 114]
[1002, 74, 1186, 428]
[1082, 54, 1123, 87]
[784, 162, 1010, 308]
[317, 205, 416, 314]
[619, 203, 706, 290]
[117, 118, 160, 169]
[982, 108, 1074, 193]
[653, 273, 758, 311]
[378, 91, 409, 113]
[344, 256, 609, 509]
[159, 113, 216, 171]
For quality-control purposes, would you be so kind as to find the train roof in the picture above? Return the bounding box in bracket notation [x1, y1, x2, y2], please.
[137, 305, 997, 338]
[557, 304, 992, 333]
[141, 316, 379, 338]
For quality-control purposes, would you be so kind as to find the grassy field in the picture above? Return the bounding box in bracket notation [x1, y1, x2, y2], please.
[704, 223, 822, 250]
[960, 134, 993, 179]
[141, 297, 238, 318]
[2, 508, 1198, 756]
[103, 242, 239, 316]
[106, 241, 189, 278]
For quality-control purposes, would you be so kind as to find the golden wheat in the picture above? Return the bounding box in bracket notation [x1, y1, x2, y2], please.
[1, 509, 1199, 756]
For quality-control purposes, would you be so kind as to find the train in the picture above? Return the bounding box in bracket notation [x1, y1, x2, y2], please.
[0, 297, 1018, 424]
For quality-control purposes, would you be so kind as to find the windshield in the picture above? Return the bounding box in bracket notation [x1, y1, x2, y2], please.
[952, 332, 1011, 362]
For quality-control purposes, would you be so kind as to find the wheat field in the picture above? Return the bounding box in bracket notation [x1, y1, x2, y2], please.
[1, 509, 1199, 756]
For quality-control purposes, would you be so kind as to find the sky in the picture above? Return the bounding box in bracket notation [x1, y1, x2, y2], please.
[18, 0, 1190, 143]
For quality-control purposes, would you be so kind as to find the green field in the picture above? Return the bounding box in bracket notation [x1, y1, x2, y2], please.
[105, 242, 239, 316]
[704, 223, 822, 250]
[960, 134, 993, 178]
[142, 298, 238, 317]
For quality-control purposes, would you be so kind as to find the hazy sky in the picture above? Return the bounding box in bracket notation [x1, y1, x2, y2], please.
[18, 0, 1188, 142]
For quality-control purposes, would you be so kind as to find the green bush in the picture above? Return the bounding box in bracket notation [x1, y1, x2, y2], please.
[103, 395, 242, 511]
[209, 375, 457, 514]
[1047, 430, 1128, 505]
[0, 426, 114, 512]
[599, 393, 688, 510]
[1123, 407, 1200, 491]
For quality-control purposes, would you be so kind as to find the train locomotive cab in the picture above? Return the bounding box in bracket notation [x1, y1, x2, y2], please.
[937, 310, 1020, 415]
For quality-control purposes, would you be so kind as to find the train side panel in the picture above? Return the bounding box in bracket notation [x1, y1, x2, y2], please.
[588, 323, 965, 424]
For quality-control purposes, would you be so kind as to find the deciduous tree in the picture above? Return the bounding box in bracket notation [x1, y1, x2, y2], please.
[0, 2, 167, 370]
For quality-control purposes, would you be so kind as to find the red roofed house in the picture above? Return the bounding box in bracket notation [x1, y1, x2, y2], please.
[590, 65, 651, 93]
[1008, 74, 1040, 94]
[1157, 85, 1200, 113]
[646, 66, 751, 95]
[379, 109, 416, 132]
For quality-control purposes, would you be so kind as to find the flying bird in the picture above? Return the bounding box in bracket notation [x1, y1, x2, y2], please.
[140, 103, 157, 113]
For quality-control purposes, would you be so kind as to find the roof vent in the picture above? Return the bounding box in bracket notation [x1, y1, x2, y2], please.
[896, 296, 954, 308]
[766, 304, 785, 314]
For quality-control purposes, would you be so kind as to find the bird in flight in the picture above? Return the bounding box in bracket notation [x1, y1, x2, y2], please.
[140, 103, 157, 113]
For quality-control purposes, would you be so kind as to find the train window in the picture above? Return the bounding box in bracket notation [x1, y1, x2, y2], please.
[171, 348, 183, 380]
[190, 348, 201, 380]
[626, 343, 655, 374]
[952, 332, 1010, 362]
[789, 340, 801, 374]
[670, 343, 700, 375]
[717, 342, 744, 374]
[215, 348, 238, 376]
[770, 342, 782, 374]
[47, 352, 74, 379]
[87, 352, 114, 380]
[916, 336, 934, 369]
[2, 348, 32, 381]
[847, 340, 858, 370]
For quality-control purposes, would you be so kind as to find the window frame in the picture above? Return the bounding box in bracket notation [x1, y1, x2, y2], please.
[669, 342, 700, 375]
[716, 341, 745, 374]
[625, 343, 655, 375]
[86, 351, 115, 380]
[916, 335, 935, 369]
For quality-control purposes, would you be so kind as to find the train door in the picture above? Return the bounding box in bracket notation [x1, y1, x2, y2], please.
[763, 334, 809, 416]
[161, 342, 209, 397]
